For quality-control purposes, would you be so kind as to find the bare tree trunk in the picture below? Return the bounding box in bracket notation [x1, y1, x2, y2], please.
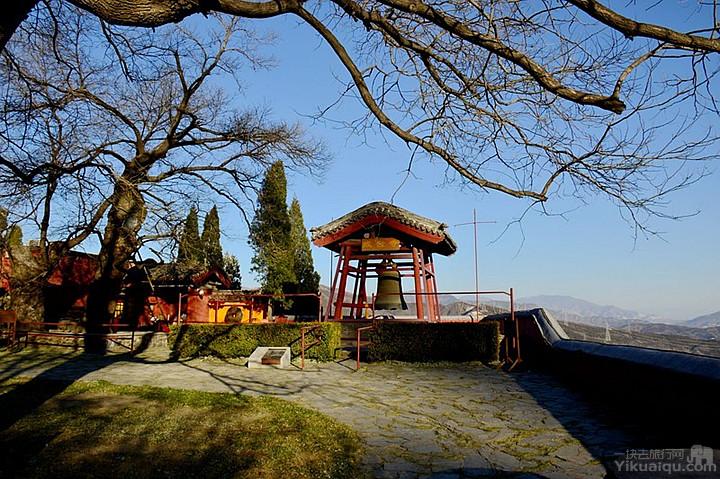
[1, 12, 327, 355]
[0, 0, 38, 53]
[7, 244, 46, 325]
[85, 170, 146, 352]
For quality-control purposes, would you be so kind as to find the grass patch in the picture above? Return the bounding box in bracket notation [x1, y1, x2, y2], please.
[0, 377, 365, 479]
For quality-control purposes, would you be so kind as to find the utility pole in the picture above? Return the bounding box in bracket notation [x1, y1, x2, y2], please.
[453, 209, 496, 319]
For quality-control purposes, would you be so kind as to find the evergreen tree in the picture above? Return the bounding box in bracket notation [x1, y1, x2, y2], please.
[6, 225, 22, 249]
[223, 253, 242, 289]
[0, 209, 6, 235]
[201, 206, 223, 268]
[289, 197, 319, 293]
[0, 208, 23, 250]
[249, 161, 296, 295]
[177, 206, 201, 262]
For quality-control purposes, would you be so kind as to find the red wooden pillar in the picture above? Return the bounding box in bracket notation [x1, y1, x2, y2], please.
[353, 259, 368, 318]
[333, 244, 352, 320]
[418, 250, 436, 321]
[326, 244, 345, 320]
[412, 246, 425, 320]
[350, 262, 359, 318]
[421, 249, 438, 322]
[428, 254, 441, 321]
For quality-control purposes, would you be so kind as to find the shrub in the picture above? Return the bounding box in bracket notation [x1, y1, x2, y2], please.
[367, 321, 499, 362]
[168, 322, 341, 361]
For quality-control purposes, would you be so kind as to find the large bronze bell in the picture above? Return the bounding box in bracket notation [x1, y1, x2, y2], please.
[375, 261, 408, 310]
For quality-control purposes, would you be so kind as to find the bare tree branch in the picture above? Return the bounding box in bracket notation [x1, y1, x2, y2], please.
[566, 0, 720, 53]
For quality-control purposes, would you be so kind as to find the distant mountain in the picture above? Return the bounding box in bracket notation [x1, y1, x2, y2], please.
[437, 294, 461, 305]
[513, 295, 719, 340]
[686, 311, 720, 328]
[318, 286, 704, 332]
[517, 295, 645, 321]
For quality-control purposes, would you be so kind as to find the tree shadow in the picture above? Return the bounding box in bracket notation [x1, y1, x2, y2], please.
[0, 390, 260, 478]
[0, 350, 121, 431]
[169, 357, 312, 397]
[0, 329, 321, 434]
[0, 380, 350, 479]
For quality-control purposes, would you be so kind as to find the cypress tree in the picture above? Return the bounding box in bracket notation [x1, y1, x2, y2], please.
[249, 161, 296, 295]
[0, 208, 7, 240]
[201, 206, 223, 268]
[0, 209, 7, 251]
[177, 206, 201, 262]
[289, 197, 319, 293]
[0, 209, 23, 250]
[6, 225, 22, 249]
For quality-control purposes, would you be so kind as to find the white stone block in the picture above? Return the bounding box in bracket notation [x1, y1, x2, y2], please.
[247, 346, 291, 369]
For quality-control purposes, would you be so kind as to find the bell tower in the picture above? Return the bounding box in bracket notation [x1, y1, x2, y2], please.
[311, 202, 456, 321]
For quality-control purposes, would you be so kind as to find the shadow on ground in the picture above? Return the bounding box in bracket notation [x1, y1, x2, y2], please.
[0, 337, 313, 433]
[511, 361, 720, 475]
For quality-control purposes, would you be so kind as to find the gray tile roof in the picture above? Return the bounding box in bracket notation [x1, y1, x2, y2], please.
[311, 201, 457, 255]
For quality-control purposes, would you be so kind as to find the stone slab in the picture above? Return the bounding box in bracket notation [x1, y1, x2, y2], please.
[247, 347, 291, 369]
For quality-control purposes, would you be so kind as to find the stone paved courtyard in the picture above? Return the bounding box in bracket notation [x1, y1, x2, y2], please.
[0, 348, 637, 478]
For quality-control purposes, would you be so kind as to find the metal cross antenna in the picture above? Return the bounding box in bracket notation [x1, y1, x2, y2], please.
[453, 209, 496, 318]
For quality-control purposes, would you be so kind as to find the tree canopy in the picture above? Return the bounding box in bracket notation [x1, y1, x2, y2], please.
[0, 207, 24, 262]
[201, 206, 223, 269]
[249, 161, 296, 296]
[2, 1, 718, 230]
[178, 207, 202, 263]
[222, 253, 242, 289]
[289, 197, 319, 294]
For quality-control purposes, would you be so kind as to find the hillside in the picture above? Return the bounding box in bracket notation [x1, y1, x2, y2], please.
[686, 310, 720, 328]
[517, 295, 648, 321]
[618, 322, 719, 341]
[560, 321, 720, 358]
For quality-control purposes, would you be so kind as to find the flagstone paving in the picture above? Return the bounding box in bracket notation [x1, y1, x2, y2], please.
[0, 347, 635, 478]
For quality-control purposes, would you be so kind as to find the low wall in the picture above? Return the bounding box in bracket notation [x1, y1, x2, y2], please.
[16, 330, 168, 354]
[488, 308, 720, 448]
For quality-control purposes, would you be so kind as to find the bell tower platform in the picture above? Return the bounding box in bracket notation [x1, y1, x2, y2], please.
[311, 202, 456, 321]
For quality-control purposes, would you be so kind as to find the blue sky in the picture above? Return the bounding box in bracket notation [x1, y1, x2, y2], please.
[5, 3, 720, 324]
[205, 6, 719, 323]
[31, 4, 711, 321]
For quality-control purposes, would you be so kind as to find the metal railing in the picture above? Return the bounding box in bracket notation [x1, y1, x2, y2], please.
[355, 324, 376, 371]
[17, 321, 137, 352]
[299, 323, 324, 370]
[0, 310, 16, 345]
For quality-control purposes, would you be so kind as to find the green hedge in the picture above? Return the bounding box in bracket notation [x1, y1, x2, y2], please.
[367, 321, 500, 362]
[168, 322, 341, 361]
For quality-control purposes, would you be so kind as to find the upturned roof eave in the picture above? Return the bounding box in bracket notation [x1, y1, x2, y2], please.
[311, 201, 457, 256]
